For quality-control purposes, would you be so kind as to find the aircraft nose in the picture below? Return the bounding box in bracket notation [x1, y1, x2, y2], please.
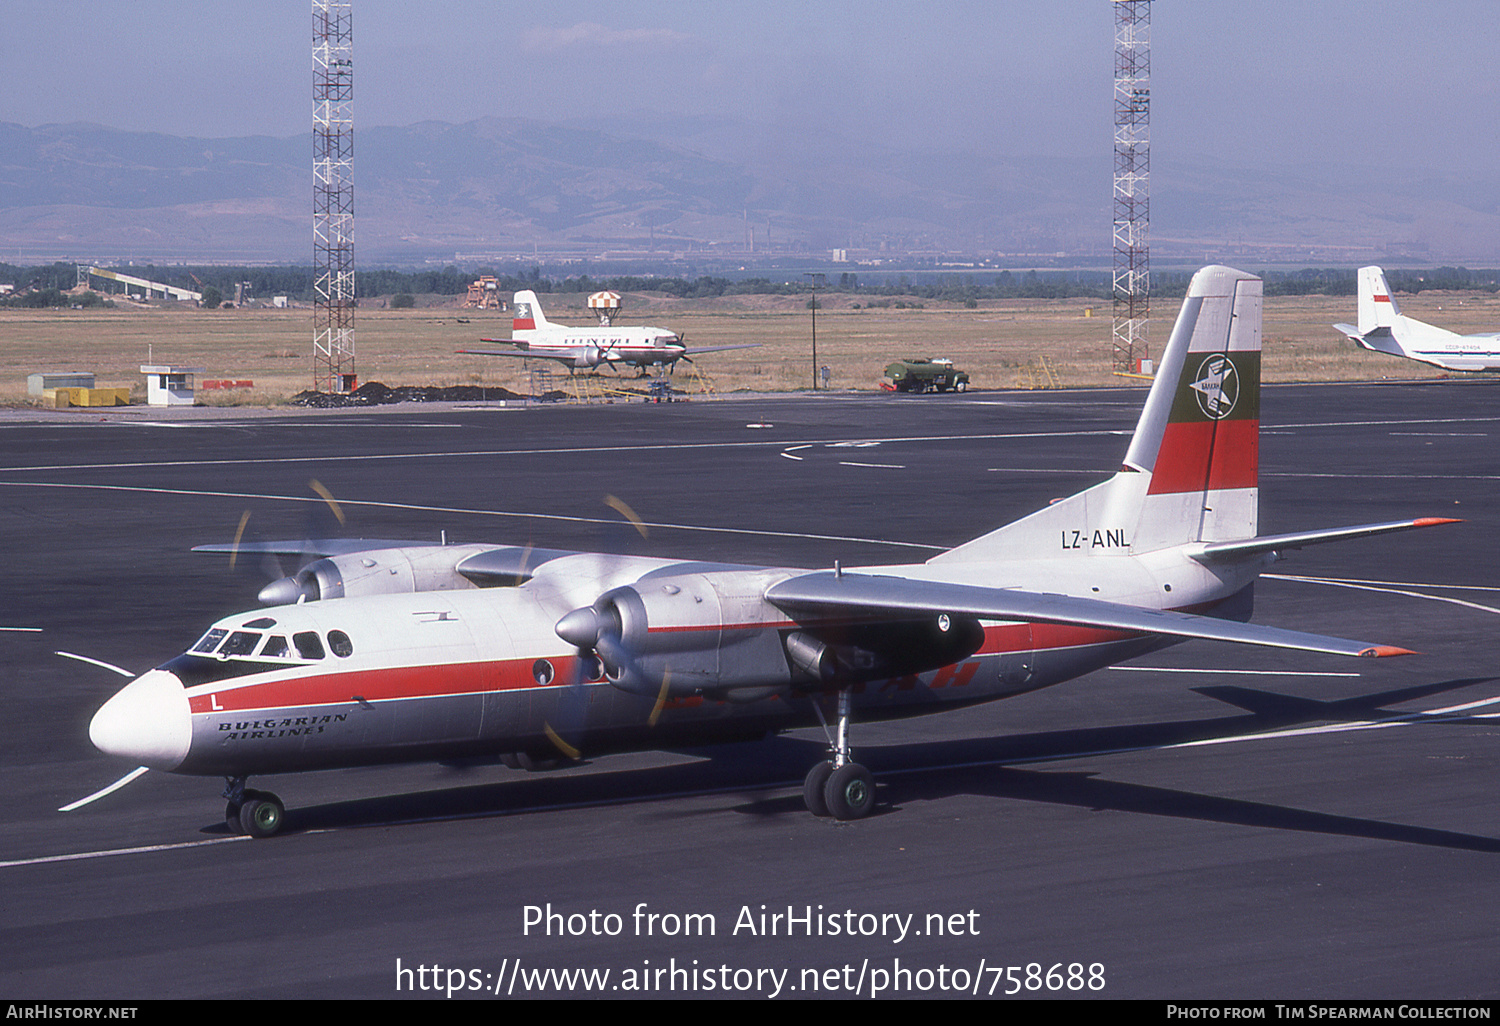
[89, 669, 192, 770]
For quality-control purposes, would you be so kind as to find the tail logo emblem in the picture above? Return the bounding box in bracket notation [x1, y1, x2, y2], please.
[1190, 355, 1239, 419]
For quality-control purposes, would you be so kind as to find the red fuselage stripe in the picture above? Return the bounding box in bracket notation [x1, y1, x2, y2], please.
[188, 616, 1157, 716]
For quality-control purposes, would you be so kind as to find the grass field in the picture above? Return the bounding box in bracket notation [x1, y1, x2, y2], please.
[4, 287, 1497, 406]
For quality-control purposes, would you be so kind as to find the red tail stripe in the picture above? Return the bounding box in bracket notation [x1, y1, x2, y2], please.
[1148, 418, 1259, 495]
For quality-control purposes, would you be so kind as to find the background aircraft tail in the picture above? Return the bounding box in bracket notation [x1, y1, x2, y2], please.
[1340, 264, 1464, 362]
[1357, 265, 1400, 334]
[512, 290, 553, 335]
[932, 265, 1261, 564]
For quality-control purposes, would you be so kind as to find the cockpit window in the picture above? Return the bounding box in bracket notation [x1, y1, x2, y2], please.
[293, 631, 325, 660]
[327, 630, 353, 658]
[243, 617, 277, 629]
[191, 628, 228, 654]
[218, 631, 262, 657]
[261, 635, 290, 659]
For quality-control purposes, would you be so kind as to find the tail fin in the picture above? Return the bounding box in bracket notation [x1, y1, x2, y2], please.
[932, 265, 1260, 565]
[512, 290, 552, 335]
[1346, 264, 1464, 361]
[1357, 266, 1399, 334]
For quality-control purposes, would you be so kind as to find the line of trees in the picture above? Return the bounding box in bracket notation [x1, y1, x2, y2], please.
[4, 261, 1498, 309]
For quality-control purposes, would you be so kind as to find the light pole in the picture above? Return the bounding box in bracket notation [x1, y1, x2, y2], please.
[805, 272, 825, 390]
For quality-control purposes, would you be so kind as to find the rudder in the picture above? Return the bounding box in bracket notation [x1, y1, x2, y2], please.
[930, 265, 1260, 565]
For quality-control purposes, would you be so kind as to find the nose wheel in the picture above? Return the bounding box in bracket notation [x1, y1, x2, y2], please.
[803, 689, 875, 821]
[224, 778, 286, 838]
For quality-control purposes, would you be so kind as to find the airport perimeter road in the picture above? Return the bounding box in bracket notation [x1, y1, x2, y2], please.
[1, 380, 1498, 999]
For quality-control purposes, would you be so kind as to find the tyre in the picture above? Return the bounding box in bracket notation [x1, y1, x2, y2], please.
[803, 761, 835, 817]
[239, 791, 285, 838]
[823, 763, 875, 821]
[225, 801, 244, 835]
[955, 379, 968, 393]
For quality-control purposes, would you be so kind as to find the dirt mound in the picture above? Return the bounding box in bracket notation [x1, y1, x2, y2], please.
[289, 381, 526, 407]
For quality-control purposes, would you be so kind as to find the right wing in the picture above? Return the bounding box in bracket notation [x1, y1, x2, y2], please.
[765, 571, 1415, 658]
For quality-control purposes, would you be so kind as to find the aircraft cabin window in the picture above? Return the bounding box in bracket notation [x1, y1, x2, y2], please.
[219, 631, 262, 657]
[532, 659, 554, 686]
[261, 635, 290, 659]
[293, 631, 325, 660]
[192, 628, 228, 654]
[327, 630, 353, 658]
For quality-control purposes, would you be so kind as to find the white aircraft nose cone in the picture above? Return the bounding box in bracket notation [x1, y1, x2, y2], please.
[89, 669, 192, 770]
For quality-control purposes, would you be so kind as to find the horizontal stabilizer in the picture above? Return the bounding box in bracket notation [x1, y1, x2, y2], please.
[457, 347, 532, 358]
[766, 571, 1414, 658]
[1192, 517, 1460, 562]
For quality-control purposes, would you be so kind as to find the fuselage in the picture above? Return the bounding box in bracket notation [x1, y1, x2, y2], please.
[509, 327, 685, 369]
[89, 547, 1257, 779]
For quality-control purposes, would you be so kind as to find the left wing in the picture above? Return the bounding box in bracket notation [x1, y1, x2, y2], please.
[193, 538, 438, 558]
[683, 343, 762, 356]
[765, 571, 1414, 658]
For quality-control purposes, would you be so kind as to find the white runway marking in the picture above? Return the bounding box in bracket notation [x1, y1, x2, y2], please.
[0, 428, 1128, 475]
[892, 692, 1500, 778]
[1, 480, 946, 551]
[839, 461, 906, 469]
[1267, 574, 1500, 617]
[0, 626, 42, 632]
[55, 651, 135, 677]
[57, 767, 150, 812]
[0, 834, 248, 869]
[1108, 666, 1360, 678]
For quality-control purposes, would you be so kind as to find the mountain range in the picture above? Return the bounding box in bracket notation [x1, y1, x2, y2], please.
[2, 117, 1496, 267]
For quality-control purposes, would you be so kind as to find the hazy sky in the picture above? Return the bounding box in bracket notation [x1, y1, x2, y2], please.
[3, 1, 1496, 170]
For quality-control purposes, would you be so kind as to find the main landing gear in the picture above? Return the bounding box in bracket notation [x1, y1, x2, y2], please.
[224, 777, 286, 838]
[803, 689, 876, 821]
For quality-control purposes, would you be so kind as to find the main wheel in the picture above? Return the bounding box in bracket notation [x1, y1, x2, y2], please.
[823, 763, 875, 821]
[225, 801, 244, 835]
[239, 791, 286, 838]
[803, 761, 835, 817]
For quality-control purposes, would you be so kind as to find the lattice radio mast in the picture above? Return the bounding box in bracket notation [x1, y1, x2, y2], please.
[1112, 0, 1150, 375]
[313, 1, 355, 393]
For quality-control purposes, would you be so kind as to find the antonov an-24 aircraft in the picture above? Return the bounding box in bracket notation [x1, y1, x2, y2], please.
[1335, 265, 1500, 372]
[88, 266, 1455, 837]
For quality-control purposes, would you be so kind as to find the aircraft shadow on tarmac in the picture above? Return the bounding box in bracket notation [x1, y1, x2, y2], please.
[207, 677, 1500, 853]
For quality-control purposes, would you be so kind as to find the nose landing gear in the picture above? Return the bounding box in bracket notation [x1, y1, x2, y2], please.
[224, 777, 286, 838]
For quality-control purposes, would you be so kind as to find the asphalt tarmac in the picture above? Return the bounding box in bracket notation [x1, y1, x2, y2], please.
[1, 379, 1497, 1000]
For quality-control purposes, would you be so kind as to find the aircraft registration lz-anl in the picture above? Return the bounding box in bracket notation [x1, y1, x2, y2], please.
[1334, 265, 1500, 372]
[458, 289, 757, 373]
[86, 265, 1457, 837]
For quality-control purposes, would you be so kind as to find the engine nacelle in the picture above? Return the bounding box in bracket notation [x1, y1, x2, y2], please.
[556, 569, 988, 700]
[781, 616, 985, 683]
[556, 570, 796, 699]
[257, 544, 496, 606]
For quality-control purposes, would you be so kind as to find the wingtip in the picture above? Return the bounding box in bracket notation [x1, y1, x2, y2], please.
[1358, 645, 1420, 658]
[1413, 517, 1463, 527]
